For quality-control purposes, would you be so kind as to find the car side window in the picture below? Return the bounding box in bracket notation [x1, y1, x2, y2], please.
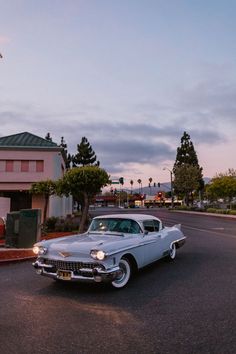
[143, 220, 160, 232]
[143, 220, 155, 232]
[153, 220, 160, 231]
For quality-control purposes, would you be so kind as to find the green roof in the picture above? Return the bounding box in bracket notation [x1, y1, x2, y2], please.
[0, 132, 59, 148]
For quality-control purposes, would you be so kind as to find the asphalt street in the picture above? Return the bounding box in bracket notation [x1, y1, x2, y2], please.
[0, 209, 236, 354]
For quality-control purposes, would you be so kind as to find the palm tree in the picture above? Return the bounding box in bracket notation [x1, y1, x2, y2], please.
[130, 179, 134, 194]
[137, 179, 142, 194]
[149, 177, 153, 195]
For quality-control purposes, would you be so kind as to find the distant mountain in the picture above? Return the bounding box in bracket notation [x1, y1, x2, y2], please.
[203, 177, 211, 184]
[132, 177, 212, 196]
[132, 182, 171, 196]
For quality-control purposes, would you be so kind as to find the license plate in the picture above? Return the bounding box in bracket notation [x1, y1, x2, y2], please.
[57, 270, 72, 280]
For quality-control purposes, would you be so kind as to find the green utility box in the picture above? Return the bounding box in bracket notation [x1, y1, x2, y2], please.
[5, 211, 20, 248]
[5, 209, 41, 248]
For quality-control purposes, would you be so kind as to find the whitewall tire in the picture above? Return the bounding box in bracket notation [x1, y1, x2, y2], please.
[111, 258, 131, 289]
[169, 243, 176, 260]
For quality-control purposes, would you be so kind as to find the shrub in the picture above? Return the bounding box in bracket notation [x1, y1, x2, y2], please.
[206, 208, 217, 213]
[45, 217, 59, 232]
[54, 215, 80, 232]
[206, 208, 231, 214]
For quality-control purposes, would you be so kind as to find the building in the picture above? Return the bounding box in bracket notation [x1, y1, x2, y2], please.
[0, 132, 72, 220]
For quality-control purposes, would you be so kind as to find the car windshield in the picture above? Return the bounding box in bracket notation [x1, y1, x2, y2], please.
[89, 218, 142, 234]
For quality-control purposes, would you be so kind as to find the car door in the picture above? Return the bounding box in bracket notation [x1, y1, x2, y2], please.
[141, 219, 165, 265]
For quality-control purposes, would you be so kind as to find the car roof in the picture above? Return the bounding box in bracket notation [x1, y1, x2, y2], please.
[93, 214, 160, 222]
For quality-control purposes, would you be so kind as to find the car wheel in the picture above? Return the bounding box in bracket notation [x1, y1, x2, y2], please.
[111, 258, 131, 289]
[169, 243, 176, 260]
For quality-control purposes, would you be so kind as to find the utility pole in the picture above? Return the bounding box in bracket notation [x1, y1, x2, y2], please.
[163, 167, 174, 208]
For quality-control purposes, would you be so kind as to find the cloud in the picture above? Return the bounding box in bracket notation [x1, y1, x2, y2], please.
[177, 78, 236, 126]
[0, 35, 10, 44]
[0, 91, 230, 177]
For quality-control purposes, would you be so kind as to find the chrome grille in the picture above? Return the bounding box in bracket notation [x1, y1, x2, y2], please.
[44, 259, 103, 271]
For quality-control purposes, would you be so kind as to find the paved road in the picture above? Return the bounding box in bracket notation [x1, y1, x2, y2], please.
[1, 209, 236, 354]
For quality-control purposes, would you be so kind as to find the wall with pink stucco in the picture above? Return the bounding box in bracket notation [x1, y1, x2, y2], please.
[0, 150, 64, 189]
[0, 148, 72, 218]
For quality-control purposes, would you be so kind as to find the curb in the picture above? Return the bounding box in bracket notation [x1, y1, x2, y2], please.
[0, 232, 75, 264]
[171, 210, 236, 219]
[0, 246, 36, 264]
[0, 256, 36, 265]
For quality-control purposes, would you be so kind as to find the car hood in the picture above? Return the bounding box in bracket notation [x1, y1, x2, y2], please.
[39, 232, 139, 259]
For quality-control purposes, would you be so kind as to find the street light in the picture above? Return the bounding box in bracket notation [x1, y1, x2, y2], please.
[163, 167, 174, 208]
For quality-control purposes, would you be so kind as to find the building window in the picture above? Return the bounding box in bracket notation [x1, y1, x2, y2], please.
[36, 160, 44, 172]
[21, 160, 29, 172]
[6, 160, 14, 172]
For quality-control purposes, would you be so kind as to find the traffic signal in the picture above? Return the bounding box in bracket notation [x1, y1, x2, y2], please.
[119, 177, 124, 185]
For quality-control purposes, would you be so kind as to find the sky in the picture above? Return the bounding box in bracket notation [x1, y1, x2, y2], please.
[0, 0, 236, 188]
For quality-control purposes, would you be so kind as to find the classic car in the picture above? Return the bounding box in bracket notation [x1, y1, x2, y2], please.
[32, 213, 186, 289]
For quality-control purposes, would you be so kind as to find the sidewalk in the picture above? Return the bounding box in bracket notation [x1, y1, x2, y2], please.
[0, 246, 35, 264]
[0, 232, 75, 264]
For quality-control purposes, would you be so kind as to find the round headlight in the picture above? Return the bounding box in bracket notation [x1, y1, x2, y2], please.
[33, 246, 40, 255]
[90, 249, 106, 260]
[96, 250, 106, 260]
[33, 246, 47, 255]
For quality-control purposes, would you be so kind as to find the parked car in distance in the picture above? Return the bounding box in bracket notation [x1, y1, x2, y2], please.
[33, 214, 186, 289]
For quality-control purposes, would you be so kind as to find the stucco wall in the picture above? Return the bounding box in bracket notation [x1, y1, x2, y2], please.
[0, 150, 65, 186]
[0, 147, 72, 218]
[0, 197, 10, 218]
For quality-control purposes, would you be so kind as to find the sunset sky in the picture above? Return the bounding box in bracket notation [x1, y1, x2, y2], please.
[1, 1, 236, 188]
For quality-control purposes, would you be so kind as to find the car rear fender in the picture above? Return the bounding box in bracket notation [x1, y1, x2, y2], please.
[174, 223, 181, 230]
[170, 237, 186, 249]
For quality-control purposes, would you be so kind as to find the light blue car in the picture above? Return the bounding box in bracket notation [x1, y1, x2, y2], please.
[33, 214, 186, 289]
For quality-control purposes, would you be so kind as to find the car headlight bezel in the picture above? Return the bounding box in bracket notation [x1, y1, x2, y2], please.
[90, 249, 106, 261]
[33, 245, 48, 255]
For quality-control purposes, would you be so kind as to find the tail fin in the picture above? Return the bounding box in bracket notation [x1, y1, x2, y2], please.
[174, 224, 181, 230]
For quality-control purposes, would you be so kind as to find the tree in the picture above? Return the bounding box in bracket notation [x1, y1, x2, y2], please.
[56, 166, 110, 232]
[130, 180, 134, 194]
[70, 136, 100, 211]
[173, 132, 204, 205]
[30, 180, 56, 224]
[137, 179, 142, 194]
[173, 165, 202, 205]
[72, 137, 99, 167]
[206, 169, 236, 207]
[45, 132, 52, 142]
[59, 136, 71, 170]
[149, 177, 153, 194]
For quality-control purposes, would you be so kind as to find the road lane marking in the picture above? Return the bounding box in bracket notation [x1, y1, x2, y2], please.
[183, 225, 236, 239]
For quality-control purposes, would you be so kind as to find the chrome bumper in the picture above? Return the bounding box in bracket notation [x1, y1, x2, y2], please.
[32, 260, 120, 283]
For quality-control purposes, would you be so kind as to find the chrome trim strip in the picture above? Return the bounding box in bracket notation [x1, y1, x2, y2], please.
[106, 240, 157, 257]
[170, 236, 186, 248]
